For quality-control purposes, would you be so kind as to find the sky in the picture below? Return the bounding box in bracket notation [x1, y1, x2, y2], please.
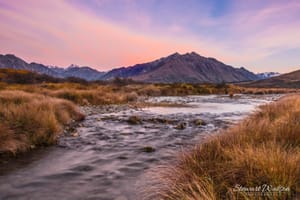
[0, 0, 299, 73]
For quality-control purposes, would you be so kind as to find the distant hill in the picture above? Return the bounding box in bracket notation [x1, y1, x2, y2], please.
[103, 52, 258, 83]
[241, 69, 300, 88]
[0, 68, 88, 84]
[0, 52, 260, 83]
[0, 68, 61, 84]
[256, 72, 280, 79]
[0, 54, 104, 81]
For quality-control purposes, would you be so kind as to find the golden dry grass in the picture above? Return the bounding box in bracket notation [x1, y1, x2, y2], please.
[1, 83, 298, 106]
[0, 91, 84, 155]
[1, 83, 140, 105]
[144, 95, 300, 200]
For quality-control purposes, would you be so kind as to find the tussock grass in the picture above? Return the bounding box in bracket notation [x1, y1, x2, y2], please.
[239, 87, 298, 95]
[0, 91, 84, 155]
[1, 84, 139, 105]
[144, 95, 300, 199]
[49, 89, 139, 105]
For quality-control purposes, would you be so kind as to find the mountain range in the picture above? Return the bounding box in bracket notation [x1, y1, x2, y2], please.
[0, 52, 273, 83]
[0, 54, 104, 81]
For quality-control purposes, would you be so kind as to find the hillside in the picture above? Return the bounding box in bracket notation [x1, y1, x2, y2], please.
[241, 69, 300, 88]
[103, 52, 258, 83]
[0, 68, 88, 84]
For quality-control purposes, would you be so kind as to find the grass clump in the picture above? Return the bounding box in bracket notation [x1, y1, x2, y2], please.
[144, 94, 300, 199]
[0, 91, 84, 155]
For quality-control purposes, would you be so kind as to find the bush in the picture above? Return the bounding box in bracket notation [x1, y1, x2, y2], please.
[126, 92, 138, 102]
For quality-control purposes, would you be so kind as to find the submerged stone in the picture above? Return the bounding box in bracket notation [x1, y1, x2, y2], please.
[141, 146, 156, 153]
[118, 156, 128, 160]
[127, 116, 142, 125]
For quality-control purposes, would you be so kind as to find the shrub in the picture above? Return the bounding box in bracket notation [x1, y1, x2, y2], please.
[138, 85, 161, 96]
[126, 92, 138, 102]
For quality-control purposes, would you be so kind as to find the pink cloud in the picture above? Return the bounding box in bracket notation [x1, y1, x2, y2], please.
[0, 0, 194, 69]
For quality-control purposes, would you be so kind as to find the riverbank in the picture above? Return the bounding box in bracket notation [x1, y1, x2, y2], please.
[144, 94, 300, 199]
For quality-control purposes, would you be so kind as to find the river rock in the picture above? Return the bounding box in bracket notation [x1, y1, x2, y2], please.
[141, 146, 156, 153]
[174, 122, 187, 130]
[127, 116, 142, 125]
[193, 119, 207, 126]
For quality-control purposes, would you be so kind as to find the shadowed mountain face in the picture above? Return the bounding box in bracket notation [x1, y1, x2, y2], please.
[0, 52, 259, 83]
[102, 52, 258, 83]
[242, 69, 300, 88]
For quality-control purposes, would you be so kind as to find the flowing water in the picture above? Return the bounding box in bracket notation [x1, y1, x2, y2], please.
[0, 95, 280, 200]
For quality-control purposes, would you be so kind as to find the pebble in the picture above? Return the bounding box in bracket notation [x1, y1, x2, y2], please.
[72, 132, 79, 137]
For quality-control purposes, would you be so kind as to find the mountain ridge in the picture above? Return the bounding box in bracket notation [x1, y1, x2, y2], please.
[0, 54, 104, 81]
[102, 52, 258, 83]
[0, 52, 260, 83]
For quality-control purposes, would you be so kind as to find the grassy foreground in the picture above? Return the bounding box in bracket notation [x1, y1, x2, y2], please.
[144, 95, 300, 199]
[0, 91, 84, 155]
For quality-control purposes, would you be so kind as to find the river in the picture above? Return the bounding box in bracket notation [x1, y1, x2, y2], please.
[0, 94, 280, 200]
